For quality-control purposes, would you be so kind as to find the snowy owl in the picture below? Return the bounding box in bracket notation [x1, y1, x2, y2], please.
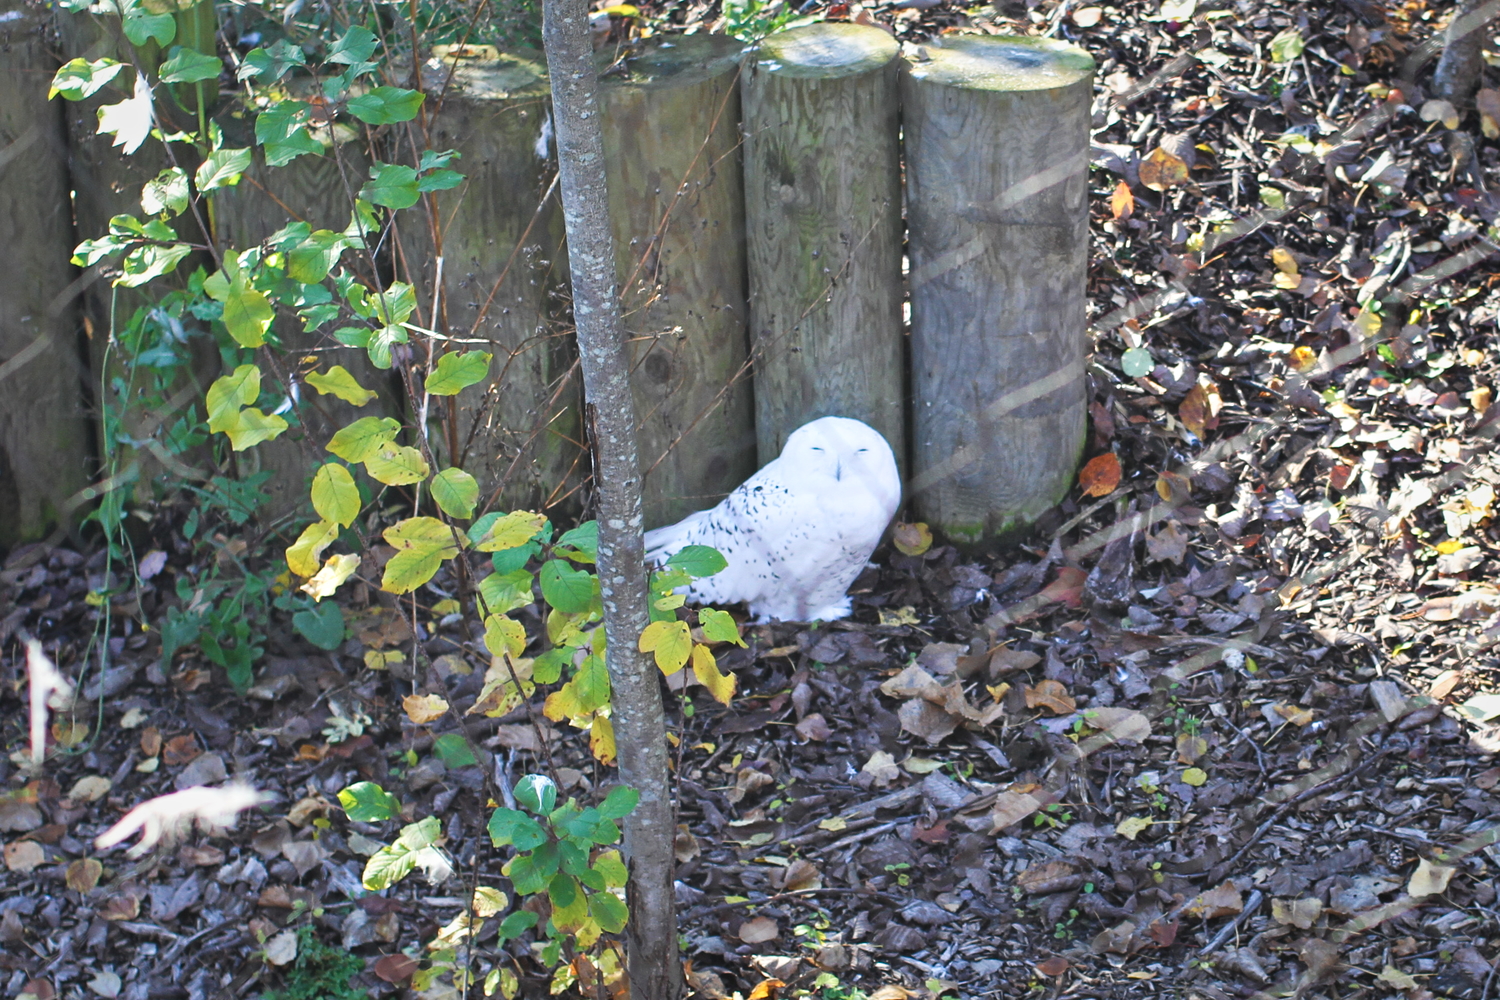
[643, 416, 901, 622]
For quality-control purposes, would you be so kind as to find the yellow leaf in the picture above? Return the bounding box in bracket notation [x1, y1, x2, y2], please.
[892, 522, 933, 556]
[403, 693, 449, 724]
[431, 467, 479, 519]
[311, 462, 361, 527]
[326, 416, 401, 463]
[1269, 247, 1299, 275]
[818, 816, 847, 832]
[301, 553, 360, 601]
[206, 365, 260, 432]
[1181, 767, 1208, 786]
[305, 365, 376, 406]
[639, 619, 692, 675]
[381, 516, 462, 594]
[1272, 271, 1302, 289]
[365, 443, 429, 486]
[1378, 966, 1418, 990]
[1436, 539, 1466, 554]
[590, 714, 616, 764]
[1116, 816, 1152, 841]
[691, 643, 736, 705]
[287, 520, 339, 577]
[223, 407, 288, 450]
[483, 614, 527, 659]
[364, 649, 404, 670]
[468, 655, 534, 717]
[471, 510, 548, 552]
[472, 886, 508, 917]
[544, 680, 586, 722]
[1408, 858, 1455, 897]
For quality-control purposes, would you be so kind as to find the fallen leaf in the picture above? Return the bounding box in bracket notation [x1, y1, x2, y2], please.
[738, 915, 779, 944]
[374, 954, 418, 984]
[4, 840, 45, 873]
[1180, 767, 1207, 787]
[1079, 453, 1121, 497]
[1035, 956, 1070, 977]
[988, 789, 1043, 832]
[1478, 88, 1500, 138]
[402, 693, 449, 724]
[67, 775, 112, 804]
[1419, 98, 1459, 129]
[1408, 858, 1455, 897]
[162, 734, 201, 766]
[1270, 896, 1322, 929]
[1184, 882, 1242, 919]
[1024, 679, 1075, 715]
[892, 521, 933, 556]
[1272, 703, 1314, 727]
[1377, 965, 1418, 990]
[66, 858, 103, 892]
[88, 972, 121, 999]
[780, 858, 822, 892]
[263, 928, 299, 966]
[1116, 816, 1152, 841]
[1110, 180, 1133, 219]
[1139, 146, 1189, 190]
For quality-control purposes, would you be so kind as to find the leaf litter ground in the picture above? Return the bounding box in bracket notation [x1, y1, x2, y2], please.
[5, 0, 1500, 998]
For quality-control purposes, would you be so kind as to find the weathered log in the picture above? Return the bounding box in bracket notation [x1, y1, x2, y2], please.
[741, 23, 904, 471]
[902, 36, 1094, 546]
[0, 0, 91, 546]
[599, 34, 754, 528]
[410, 48, 584, 517]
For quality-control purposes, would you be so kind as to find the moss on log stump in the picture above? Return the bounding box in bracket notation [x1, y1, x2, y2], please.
[902, 36, 1094, 547]
[741, 23, 904, 472]
[0, 0, 91, 546]
[412, 48, 584, 516]
[600, 35, 754, 528]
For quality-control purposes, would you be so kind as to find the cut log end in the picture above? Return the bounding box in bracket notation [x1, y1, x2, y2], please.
[907, 35, 1095, 92]
[754, 22, 899, 79]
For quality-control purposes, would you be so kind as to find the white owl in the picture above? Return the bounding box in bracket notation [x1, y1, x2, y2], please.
[643, 416, 901, 622]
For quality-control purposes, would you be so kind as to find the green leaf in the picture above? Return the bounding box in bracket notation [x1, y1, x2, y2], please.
[223, 408, 288, 450]
[477, 570, 534, 616]
[591, 848, 627, 888]
[338, 780, 400, 822]
[515, 774, 557, 814]
[381, 516, 462, 594]
[482, 613, 527, 659]
[140, 167, 190, 216]
[1269, 27, 1305, 62]
[554, 521, 598, 563]
[123, 9, 174, 47]
[255, 101, 322, 166]
[311, 462, 361, 527]
[116, 240, 193, 288]
[432, 732, 476, 768]
[417, 169, 464, 192]
[431, 467, 479, 519]
[327, 25, 379, 65]
[667, 545, 727, 579]
[487, 807, 548, 851]
[424, 351, 492, 395]
[195, 148, 253, 192]
[326, 415, 401, 463]
[223, 272, 274, 348]
[572, 653, 610, 713]
[539, 559, 597, 615]
[362, 815, 441, 890]
[237, 39, 306, 82]
[206, 365, 260, 432]
[365, 324, 408, 370]
[360, 162, 420, 209]
[49, 57, 124, 101]
[305, 365, 376, 406]
[287, 230, 351, 284]
[158, 46, 222, 84]
[597, 785, 639, 821]
[589, 891, 628, 933]
[364, 443, 429, 486]
[497, 911, 539, 941]
[346, 86, 425, 124]
[699, 607, 746, 647]
[638, 619, 691, 675]
[292, 600, 345, 650]
[1120, 347, 1154, 378]
[1259, 186, 1286, 210]
[469, 510, 548, 552]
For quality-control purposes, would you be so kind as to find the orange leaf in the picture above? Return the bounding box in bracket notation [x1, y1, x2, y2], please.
[747, 981, 785, 1000]
[1179, 385, 1209, 437]
[1155, 470, 1192, 504]
[1109, 180, 1134, 220]
[1139, 147, 1189, 191]
[1036, 956, 1071, 977]
[1078, 453, 1121, 497]
[1024, 679, 1076, 715]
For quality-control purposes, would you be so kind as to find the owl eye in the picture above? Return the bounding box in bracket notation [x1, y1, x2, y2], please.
[810, 446, 824, 452]
[856, 448, 869, 453]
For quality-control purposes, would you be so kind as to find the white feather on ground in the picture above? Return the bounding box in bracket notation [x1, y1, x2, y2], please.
[643, 416, 901, 622]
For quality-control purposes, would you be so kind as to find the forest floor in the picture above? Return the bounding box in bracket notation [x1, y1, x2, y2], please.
[5, 0, 1500, 998]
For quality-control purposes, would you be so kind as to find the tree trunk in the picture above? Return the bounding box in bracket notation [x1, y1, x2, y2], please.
[1433, 0, 1497, 103]
[540, 3, 681, 999]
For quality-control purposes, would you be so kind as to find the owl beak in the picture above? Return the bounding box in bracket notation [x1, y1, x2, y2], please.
[835, 461, 843, 481]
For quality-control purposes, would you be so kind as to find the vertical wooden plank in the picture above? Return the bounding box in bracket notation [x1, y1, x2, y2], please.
[0, 0, 91, 547]
[412, 49, 585, 517]
[741, 23, 905, 472]
[600, 34, 755, 529]
[902, 36, 1095, 547]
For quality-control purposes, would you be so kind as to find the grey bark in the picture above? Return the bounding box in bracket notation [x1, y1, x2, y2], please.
[1433, 0, 1498, 103]
[540, 3, 682, 998]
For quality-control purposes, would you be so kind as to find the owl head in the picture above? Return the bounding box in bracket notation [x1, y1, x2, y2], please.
[781, 416, 901, 511]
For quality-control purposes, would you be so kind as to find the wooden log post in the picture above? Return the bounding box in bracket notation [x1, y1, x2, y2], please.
[741, 23, 905, 472]
[410, 48, 584, 517]
[0, 0, 92, 547]
[902, 36, 1094, 547]
[599, 35, 755, 529]
[213, 135, 400, 523]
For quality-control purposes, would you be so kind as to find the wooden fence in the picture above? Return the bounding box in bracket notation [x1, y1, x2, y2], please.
[0, 6, 1095, 552]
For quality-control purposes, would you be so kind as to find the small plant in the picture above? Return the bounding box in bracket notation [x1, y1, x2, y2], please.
[263, 925, 367, 1000]
[883, 862, 912, 887]
[1052, 908, 1080, 941]
[1033, 803, 1073, 829]
[720, 0, 817, 41]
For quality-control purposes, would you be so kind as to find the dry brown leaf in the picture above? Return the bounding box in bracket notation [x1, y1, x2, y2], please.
[738, 915, 779, 944]
[65, 857, 103, 892]
[988, 789, 1043, 832]
[162, 734, 201, 766]
[1179, 384, 1211, 437]
[1184, 882, 1243, 919]
[1271, 896, 1322, 929]
[402, 693, 449, 725]
[1419, 97, 1459, 129]
[3, 840, 44, 873]
[374, 954, 418, 984]
[1025, 679, 1075, 716]
[1407, 858, 1455, 897]
[1035, 956, 1070, 977]
[780, 858, 822, 892]
[1273, 703, 1315, 727]
[1082, 706, 1151, 744]
[1079, 453, 1121, 497]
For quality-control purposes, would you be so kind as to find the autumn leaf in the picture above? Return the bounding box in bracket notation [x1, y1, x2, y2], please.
[1109, 179, 1134, 219]
[1078, 452, 1121, 497]
[1024, 679, 1075, 715]
[402, 693, 449, 724]
[1139, 146, 1188, 191]
[892, 521, 933, 556]
[1477, 88, 1500, 139]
